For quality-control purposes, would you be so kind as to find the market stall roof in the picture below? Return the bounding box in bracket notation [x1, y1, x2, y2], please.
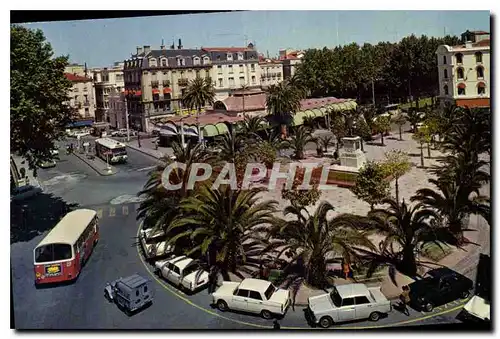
[165, 113, 245, 126]
[215, 123, 229, 135]
[202, 124, 219, 138]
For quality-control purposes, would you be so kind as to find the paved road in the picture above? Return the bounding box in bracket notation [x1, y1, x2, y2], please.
[11, 207, 469, 329]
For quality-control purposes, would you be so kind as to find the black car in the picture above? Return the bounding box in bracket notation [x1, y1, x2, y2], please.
[409, 267, 473, 312]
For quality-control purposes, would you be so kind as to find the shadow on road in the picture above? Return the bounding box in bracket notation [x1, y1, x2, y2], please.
[10, 193, 79, 244]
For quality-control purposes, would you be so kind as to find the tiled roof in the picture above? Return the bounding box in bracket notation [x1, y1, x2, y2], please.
[202, 47, 251, 52]
[64, 73, 92, 82]
[471, 30, 489, 34]
[165, 113, 245, 125]
[147, 49, 205, 58]
[450, 39, 491, 50]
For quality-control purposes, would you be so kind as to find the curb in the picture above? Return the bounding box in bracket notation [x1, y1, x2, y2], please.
[73, 152, 117, 176]
[126, 144, 163, 160]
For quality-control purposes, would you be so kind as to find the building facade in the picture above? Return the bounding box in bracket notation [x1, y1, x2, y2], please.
[259, 58, 284, 88]
[279, 49, 304, 80]
[108, 88, 127, 129]
[436, 30, 490, 108]
[65, 73, 96, 119]
[92, 62, 125, 123]
[204, 43, 260, 101]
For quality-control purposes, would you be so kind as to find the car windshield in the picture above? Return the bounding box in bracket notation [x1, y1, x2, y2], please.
[183, 264, 200, 277]
[330, 288, 342, 307]
[264, 283, 276, 300]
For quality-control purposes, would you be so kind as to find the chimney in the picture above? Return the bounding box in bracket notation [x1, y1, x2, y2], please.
[178, 38, 183, 50]
[465, 41, 473, 48]
[160, 38, 165, 50]
[170, 39, 175, 50]
[143, 45, 151, 54]
[136, 46, 143, 55]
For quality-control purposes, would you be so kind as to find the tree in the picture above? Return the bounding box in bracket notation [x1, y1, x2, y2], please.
[287, 126, 314, 159]
[406, 109, 422, 133]
[330, 113, 346, 151]
[383, 149, 412, 203]
[241, 115, 266, 138]
[266, 201, 375, 288]
[281, 171, 322, 208]
[352, 161, 390, 210]
[357, 198, 442, 277]
[11, 25, 75, 175]
[353, 117, 371, 152]
[168, 185, 279, 280]
[372, 116, 391, 146]
[216, 128, 245, 164]
[412, 130, 427, 167]
[317, 135, 334, 153]
[392, 113, 407, 140]
[181, 77, 216, 144]
[265, 80, 303, 138]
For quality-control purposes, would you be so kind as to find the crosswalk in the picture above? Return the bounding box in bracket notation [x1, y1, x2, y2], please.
[93, 203, 141, 219]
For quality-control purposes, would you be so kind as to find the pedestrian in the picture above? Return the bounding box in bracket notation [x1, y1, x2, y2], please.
[399, 285, 411, 316]
[208, 266, 217, 294]
[342, 259, 351, 280]
[273, 319, 280, 330]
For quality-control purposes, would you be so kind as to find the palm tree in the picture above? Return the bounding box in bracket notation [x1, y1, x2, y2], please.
[181, 77, 216, 145]
[167, 185, 279, 280]
[215, 128, 246, 164]
[265, 201, 375, 288]
[265, 80, 303, 139]
[357, 198, 442, 277]
[241, 115, 266, 138]
[288, 125, 314, 159]
[239, 84, 250, 116]
[317, 135, 334, 153]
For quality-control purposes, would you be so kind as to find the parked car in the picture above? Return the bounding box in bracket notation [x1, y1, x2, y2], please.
[11, 185, 41, 202]
[38, 159, 56, 168]
[104, 274, 153, 315]
[110, 130, 122, 137]
[139, 227, 174, 260]
[154, 256, 209, 292]
[50, 148, 59, 156]
[307, 283, 392, 328]
[212, 278, 291, 319]
[409, 267, 473, 312]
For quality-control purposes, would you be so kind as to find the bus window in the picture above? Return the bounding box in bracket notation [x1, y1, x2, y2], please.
[112, 147, 127, 156]
[35, 244, 72, 263]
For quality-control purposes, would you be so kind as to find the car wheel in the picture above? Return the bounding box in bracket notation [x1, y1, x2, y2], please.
[319, 316, 333, 328]
[369, 312, 381, 321]
[460, 290, 470, 299]
[217, 300, 228, 312]
[261, 310, 273, 319]
[424, 302, 434, 312]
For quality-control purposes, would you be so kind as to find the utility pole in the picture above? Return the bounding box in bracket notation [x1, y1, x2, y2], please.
[371, 78, 376, 106]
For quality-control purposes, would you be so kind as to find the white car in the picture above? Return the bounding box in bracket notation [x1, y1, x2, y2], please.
[463, 295, 490, 322]
[212, 278, 291, 319]
[140, 228, 174, 260]
[50, 148, 59, 156]
[307, 283, 392, 328]
[155, 256, 209, 292]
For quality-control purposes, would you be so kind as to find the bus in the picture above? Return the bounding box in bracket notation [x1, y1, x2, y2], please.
[95, 137, 128, 164]
[33, 209, 99, 285]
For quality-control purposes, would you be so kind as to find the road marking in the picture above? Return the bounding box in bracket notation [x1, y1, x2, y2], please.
[137, 166, 156, 172]
[122, 205, 129, 216]
[109, 207, 116, 217]
[136, 223, 467, 330]
[96, 209, 103, 219]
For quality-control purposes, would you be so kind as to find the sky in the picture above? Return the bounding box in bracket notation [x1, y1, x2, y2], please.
[23, 10, 490, 68]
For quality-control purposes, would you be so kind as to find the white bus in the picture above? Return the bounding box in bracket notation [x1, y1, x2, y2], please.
[95, 138, 128, 164]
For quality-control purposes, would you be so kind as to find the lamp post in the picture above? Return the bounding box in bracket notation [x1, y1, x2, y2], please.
[180, 117, 186, 148]
[124, 96, 130, 142]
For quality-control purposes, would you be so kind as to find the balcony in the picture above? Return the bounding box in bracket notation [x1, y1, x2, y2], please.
[162, 80, 171, 87]
[178, 78, 189, 86]
[151, 80, 159, 88]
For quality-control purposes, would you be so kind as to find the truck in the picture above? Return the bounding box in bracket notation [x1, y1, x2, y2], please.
[307, 283, 392, 328]
[104, 274, 153, 315]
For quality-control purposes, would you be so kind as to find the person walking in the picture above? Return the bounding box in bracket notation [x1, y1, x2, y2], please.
[342, 260, 351, 280]
[208, 266, 217, 294]
[399, 285, 411, 316]
[273, 319, 280, 330]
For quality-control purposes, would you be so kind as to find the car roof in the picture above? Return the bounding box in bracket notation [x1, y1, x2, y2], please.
[335, 284, 369, 298]
[239, 278, 272, 293]
[427, 267, 459, 279]
[167, 256, 194, 270]
[117, 274, 149, 291]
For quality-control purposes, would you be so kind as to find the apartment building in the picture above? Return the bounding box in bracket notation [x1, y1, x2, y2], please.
[65, 72, 96, 120]
[204, 43, 260, 100]
[259, 58, 283, 88]
[92, 62, 125, 123]
[279, 49, 304, 80]
[123, 40, 213, 131]
[108, 87, 127, 129]
[436, 30, 490, 108]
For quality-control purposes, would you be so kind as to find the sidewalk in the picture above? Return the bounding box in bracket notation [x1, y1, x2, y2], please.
[73, 152, 117, 176]
[126, 138, 173, 160]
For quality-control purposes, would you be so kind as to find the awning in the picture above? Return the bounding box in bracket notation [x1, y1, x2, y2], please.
[311, 108, 324, 118]
[159, 123, 178, 136]
[215, 123, 229, 135]
[303, 109, 315, 119]
[202, 124, 219, 137]
[183, 125, 198, 137]
[477, 82, 486, 88]
[458, 83, 466, 89]
[136, 90, 142, 96]
[152, 89, 160, 95]
[124, 90, 129, 95]
[293, 111, 307, 126]
[163, 88, 172, 94]
[67, 119, 94, 128]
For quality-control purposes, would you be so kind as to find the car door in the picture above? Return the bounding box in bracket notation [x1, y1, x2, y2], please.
[247, 290, 264, 313]
[438, 278, 454, 305]
[231, 288, 249, 311]
[163, 263, 176, 283]
[354, 295, 372, 319]
[338, 297, 356, 322]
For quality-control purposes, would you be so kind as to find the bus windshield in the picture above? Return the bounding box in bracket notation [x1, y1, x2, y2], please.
[112, 147, 127, 156]
[35, 243, 73, 263]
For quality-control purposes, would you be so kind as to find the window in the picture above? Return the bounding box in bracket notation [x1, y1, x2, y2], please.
[34, 244, 73, 263]
[205, 70, 210, 78]
[161, 59, 167, 67]
[251, 76, 256, 84]
[458, 85, 466, 96]
[477, 66, 484, 79]
[217, 55, 221, 61]
[239, 76, 245, 86]
[237, 52, 244, 61]
[455, 53, 463, 64]
[84, 108, 89, 116]
[228, 77, 235, 87]
[444, 84, 449, 95]
[355, 296, 370, 305]
[442, 55, 447, 64]
[249, 291, 262, 300]
[457, 67, 464, 80]
[217, 65, 223, 74]
[136, 290, 140, 297]
[228, 65, 233, 74]
[196, 70, 200, 78]
[444, 69, 448, 79]
[203, 56, 210, 65]
[227, 53, 233, 61]
[239, 65, 244, 73]
[342, 298, 355, 307]
[173, 266, 180, 275]
[475, 52, 483, 63]
[177, 57, 185, 66]
[144, 286, 148, 293]
[236, 289, 249, 297]
[193, 57, 200, 66]
[478, 83, 486, 95]
[277, 72, 282, 79]
[218, 78, 223, 87]
[251, 64, 255, 72]
[264, 284, 276, 300]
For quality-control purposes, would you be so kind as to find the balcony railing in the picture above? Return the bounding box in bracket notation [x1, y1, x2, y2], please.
[162, 80, 171, 87]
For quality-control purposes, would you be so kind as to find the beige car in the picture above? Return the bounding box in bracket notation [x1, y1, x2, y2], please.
[140, 228, 173, 260]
